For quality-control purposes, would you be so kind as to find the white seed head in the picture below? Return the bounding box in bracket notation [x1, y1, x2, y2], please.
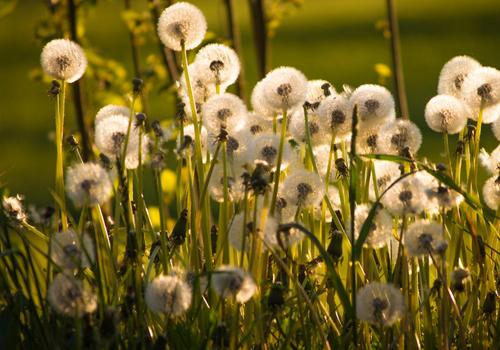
[351, 204, 393, 249]
[145, 274, 192, 316]
[195, 43, 240, 86]
[229, 213, 278, 251]
[50, 230, 95, 270]
[369, 160, 401, 201]
[425, 95, 468, 134]
[313, 185, 341, 221]
[289, 109, 328, 145]
[251, 79, 275, 118]
[244, 111, 273, 135]
[416, 171, 463, 214]
[66, 162, 113, 207]
[350, 84, 395, 126]
[261, 66, 308, 112]
[211, 266, 257, 303]
[313, 144, 340, 181]
[248, 132, 293, 171]
[356, 282, 404, 326]
[2, 194, 27, 222]
[479, 145, 500, 174]
[378, 119, 422, 155]
[95, 104, 130, 125]
[438, 55, 481, 97]
[48, 273, 97, 317]
[208, 129, 249, 169]
[41, 39, 87, 83]
[404, 220, 447, 257]
[482, 175, 500, 210]
[208, 164, 245, 203]
[382, 175, 425, 216]
[202, 93, 247, 134]
[317, 94, 353, 139]
[157, 2, 207, 51]
[356, 125, 382, 154]
[179, 63, 220, 107]
[263, 217, 304, 250]
[462, 66, 500, 123]
[179, 124, 208, 161]
[305, 79, 336, 110]
[281, 168, 324, 208]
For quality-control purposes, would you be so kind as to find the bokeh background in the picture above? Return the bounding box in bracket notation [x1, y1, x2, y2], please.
[1, 0, 499, 205]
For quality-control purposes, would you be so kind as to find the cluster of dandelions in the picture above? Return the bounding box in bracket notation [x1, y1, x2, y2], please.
[3, 0, 498, 339]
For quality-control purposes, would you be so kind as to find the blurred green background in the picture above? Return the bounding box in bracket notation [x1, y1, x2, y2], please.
[1, 0, 499, 205]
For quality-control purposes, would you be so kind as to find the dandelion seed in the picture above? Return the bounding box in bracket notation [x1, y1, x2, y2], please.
[438, 55, 481, 97]
[229, 213, 278, 251]
[425, 95, 468, 134]
[417, 172, 463, 213]
[157, 2, 207, 51]
[313, 144, 341, 181]
[350, 84, 395, 126]
[264, 220, 305, 250]
[369, 160, 401, 201]
[207, 129, 249, 169]
[404, 220, 447, 257]
[41, 39, 87, 83]
[179, 63, 221, 108]
[66, 163, 113, 207]
[51, 230, 94, 270]
[462, 66, 500, 123]
[95, 104, 130, 125]
[482, 175, 500, 210]
[379, 119, 422, 156]
[211, 266, 257, 303]
[195, 43, 240, 86]
[304, 79, 336, 111]
[281, 168, 324, 208]
[179, 124, 208, 161]
[94, 115, 149, 169]
[289, 109, 328, 145]
[202, 93, 247, 134]
[313, 185, 341, 221]
[244, 112, 273, 135]
[251, 79, 275, 118]
[247, 132, 293, 171]
[261, 67, 308, 112]
[2, 194, 27, 222]
[317, 94, 353, 139]
[356, 282, 404, 326]
[382, 175, 425, 216]
[48, 273, 97, 317]
[274, 195, 299, 223]
[351, 204, 393, 249]
[356, 126, 382, 154]
[145, 273, 192, 316]
[208, 164, 245, 203]
[479, 145, 500, 174]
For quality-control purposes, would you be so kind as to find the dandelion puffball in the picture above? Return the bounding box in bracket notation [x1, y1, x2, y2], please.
[95, 104, 130, 125]
[482, 175, 500, 210]
[2, 195, 27, 222]
[208, 164, 245, 203]
[247, 132, 293, 171]
[145, 274, 192, 316]
[437, 55, 481, 98]
[195, 43, 240, 86]
[50, 230, 95, 270]
[48, 273, 97, 317]
[462, 66, 500, 123]
[352, 204, 393, 249]
[261, 66, 308, 112]
[350, 84, 395, 126]
[41, 39, 87, 83]
[317, 94, 353, 139]
[202, 93, 247, 134]
[404, 220, 447, 257]
[304, 79, 336, 110]
[211, 266, 257, 303]
[66, 162, 113, 207]
[157, 2, 207, 51]
[289, 109, 328, 145]
[382, 175, 425, 216]
[281, 168, 324, 208]
[356, 282, 404, 326]
[425, 95, 468, 134]
[379, 119, 422, 156]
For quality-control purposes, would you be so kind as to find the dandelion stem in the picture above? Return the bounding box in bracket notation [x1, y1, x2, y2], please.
[55, 80, 68, 230]
[270, 109, 288, 214]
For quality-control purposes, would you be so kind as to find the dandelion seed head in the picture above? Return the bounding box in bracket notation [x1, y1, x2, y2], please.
[352, 204, 393, 249]
[208, 164, 245, 203]
[482, 175, 500, 210]
[438, 55, 481, 97]
[261, 67, 308, 112]
[313, 185, 341, 221]
[157, 2, 207, 51]
[289, 109, 328, 145]
[304, 79, 336, 110]
[195, 44, 240, 86]
[211, 266, 257, 303]
[202, 93, 247, 134]
[350, 84, 395, 126]
[317, 95, 352, 138]
[382, 175, 425, 216]
[281, 168, 324, 207]
[379, 120, 422, 155]
[248, 133, 293, 171]
[51, 230, 94, 270]
[48, 273, 97, 317]
[251, 79, 275, 118]
[2, 194, 27, 222]
[404, 220, 447, 257]
[180, 124, 208, 161]
[145, 274, 192, 316]
[356, 282, 404, 326]
[229, 213, 278, 251]
[41, 39, 87, 83]
[424, 95, 468, 134]
[356, 126, 382, 154]
[66, 163, 113, 207]
[313, 144, 342, 181]
[244, 112, 272, 135]
[263, 218, 304, 249]
[462, 66, 500, 123]
[179, 63, 221, 108]
[369, 160, 401, 201]
[95, 104, 130, 125]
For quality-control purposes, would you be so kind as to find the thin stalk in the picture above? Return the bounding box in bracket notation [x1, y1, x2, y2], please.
[56, 80, 68, 230]
[220, 139, 230, 264]
[443, 132, 453, 178]
[270, 109, 288, 214]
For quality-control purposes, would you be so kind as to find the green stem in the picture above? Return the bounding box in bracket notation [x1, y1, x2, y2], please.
[270, 109, 288, 214]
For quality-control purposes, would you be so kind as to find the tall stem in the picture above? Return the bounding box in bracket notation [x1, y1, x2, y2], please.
[386, 0, 409, 119]
[56, 81, 68, 230]
[270, 110, 288, 214]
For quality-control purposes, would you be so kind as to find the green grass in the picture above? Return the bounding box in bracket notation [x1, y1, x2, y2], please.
[1, 0, 499, 204]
